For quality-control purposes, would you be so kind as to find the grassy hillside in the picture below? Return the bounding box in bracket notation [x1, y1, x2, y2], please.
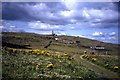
[2, 32, 118, 55]
[1, 32, 120, 79]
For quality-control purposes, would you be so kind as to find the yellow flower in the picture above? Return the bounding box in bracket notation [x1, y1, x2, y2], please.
[41, 50, 45, 54]
[13, 49, 16, 52]
[50, 54, 54, 57]
[25, 50, 29, 53]
[36, 64, 41, 70]
[37, 52, 40, 55]
[64, 53, 68, 56]
[29, 50, 33, 53]
[47, 63, 54, 68]
[104, 64, 109, 67]
[46, 53, 51, 56]
[91, 58, 97, 61]
[113, 66, 119, 69]
[68, 56, 73, 60]
[67, 61, 71, 65]
[59, 60, 62, 63]
[83, 54, 90, 59]
[57, 54, 61, 58]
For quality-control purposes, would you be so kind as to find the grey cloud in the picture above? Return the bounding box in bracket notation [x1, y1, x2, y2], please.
[2, 2, 119, 28]
[77, 2, 118, 11]
[2, 2, 32, 21]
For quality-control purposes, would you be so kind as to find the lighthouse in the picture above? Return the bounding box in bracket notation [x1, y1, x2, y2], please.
[52, 30, 55, 36]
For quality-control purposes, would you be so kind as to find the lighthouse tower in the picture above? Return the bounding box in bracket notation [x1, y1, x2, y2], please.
[52, 30, 55, 36]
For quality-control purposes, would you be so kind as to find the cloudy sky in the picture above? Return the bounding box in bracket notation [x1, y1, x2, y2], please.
[1, 1, 119, 44]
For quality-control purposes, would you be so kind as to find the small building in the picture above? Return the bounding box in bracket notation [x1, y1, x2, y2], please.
[61, 39, 74, 44]
[55, 37, 61, 41]
[76, 40, 80, 44]
[95, 46, 105, 50]
[67, 41, 74, 44]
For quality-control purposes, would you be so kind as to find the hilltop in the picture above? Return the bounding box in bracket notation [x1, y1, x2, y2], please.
[2, 32, 118, 55]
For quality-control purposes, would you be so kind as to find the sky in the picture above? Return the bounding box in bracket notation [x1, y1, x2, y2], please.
[1, 1, 120, 44]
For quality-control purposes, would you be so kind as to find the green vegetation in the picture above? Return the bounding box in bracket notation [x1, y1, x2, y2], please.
[82, 54, 120, 76]
[2, 48, 99, 79]
[1, 32, 120, 79]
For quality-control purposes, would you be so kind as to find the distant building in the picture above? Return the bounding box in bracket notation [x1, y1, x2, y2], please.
[55, 37, 61, 41]
[62, 39, 74, 44]
[95, 46, 105, 50]
[67, 41, 74, 44]
[76, 40, 80, 44]
[52, 30, 56, 36]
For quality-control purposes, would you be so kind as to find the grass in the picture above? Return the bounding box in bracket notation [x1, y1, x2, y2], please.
[82, 54, 120, 77]
[78, 54, 119, 78]
[49, 41, 95, 54]
[49, 45, 84, 53]
[2, 32, 119, 55]
[2, 48, 99, 79]
[1, 32, 120, 79]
